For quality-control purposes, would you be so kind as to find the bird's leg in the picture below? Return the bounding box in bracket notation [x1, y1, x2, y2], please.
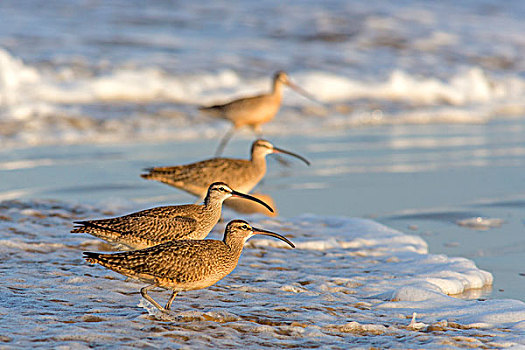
[253, 125, 263, 139]
[140, 285, 168, 313]
[164, 291, 178, 310]
[215, 125, 236, 156]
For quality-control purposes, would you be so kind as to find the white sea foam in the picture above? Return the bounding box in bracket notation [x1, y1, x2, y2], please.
[0, 199, 524, 347]
[3, 47, 523, 109]
[293, 68, 524, 105]
[0, 48, 41, 108]
[2, 48, 525, 148]
[0, 239, 67, 252]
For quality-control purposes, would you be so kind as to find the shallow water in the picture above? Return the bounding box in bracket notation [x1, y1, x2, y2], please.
[2, 119, 525, 303]
[1, 0, 525, 348]
[1, 200, 524, 349]
[2, 119, 525, 347]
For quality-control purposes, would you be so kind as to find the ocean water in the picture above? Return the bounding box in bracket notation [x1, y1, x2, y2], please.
[1, 0, 525, 348]
[1, 201, 524, 348]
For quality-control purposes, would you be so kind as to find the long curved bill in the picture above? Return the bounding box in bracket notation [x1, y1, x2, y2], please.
[231, 190, 275, 213]
[252, 227, 295, 248]
[286, 80, 323, 105]
[272, 147, 310, 166]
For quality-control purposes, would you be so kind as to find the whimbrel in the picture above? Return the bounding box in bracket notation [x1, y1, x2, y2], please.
[141, 139, 310, 201]
[83, 220, 295, 312]
[199, 71, 317, 155]
[72, 182, 273, 249]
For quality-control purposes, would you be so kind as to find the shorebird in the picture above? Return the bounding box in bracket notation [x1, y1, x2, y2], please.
[72, 182, 273, 250]
[199, 71, 317, 155]
[83, 220, 295, 312]
[141, 139, 310, 201]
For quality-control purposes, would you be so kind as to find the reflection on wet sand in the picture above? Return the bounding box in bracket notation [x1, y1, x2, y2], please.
[451, 285, 493, 300]
[224, 193, 278, 217]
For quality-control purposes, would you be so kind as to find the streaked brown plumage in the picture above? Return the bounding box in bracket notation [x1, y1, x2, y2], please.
[140, 139, 310, 201]
[72, 182, 273, 249]
[83, 220, 295, 312]
[199, 71, 316, 155]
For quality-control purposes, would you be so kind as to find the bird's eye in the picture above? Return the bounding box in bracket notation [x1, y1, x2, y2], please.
[242, 225, 249, 230]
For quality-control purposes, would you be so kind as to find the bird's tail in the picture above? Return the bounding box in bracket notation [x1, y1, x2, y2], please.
[83, 252, 101, 264]
[140, 166, 183, 182]
[198, 104, 224, 118]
